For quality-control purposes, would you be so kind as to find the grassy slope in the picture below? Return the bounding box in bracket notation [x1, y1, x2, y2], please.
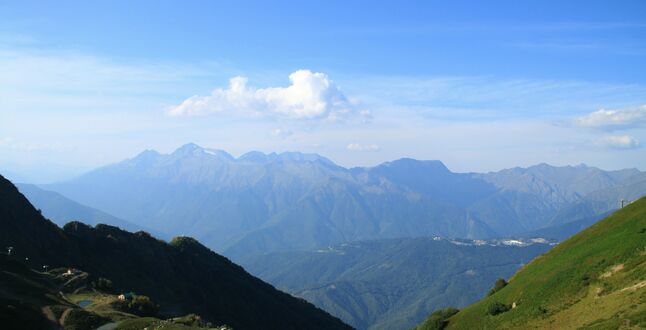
[444, 196, 646, 329]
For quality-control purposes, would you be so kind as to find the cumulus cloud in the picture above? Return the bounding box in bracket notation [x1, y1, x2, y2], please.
[168, 70, 352, 120]
[594, 135, 641, 150]
[574, 105, 646, 130]
[346, 143, 380, 152]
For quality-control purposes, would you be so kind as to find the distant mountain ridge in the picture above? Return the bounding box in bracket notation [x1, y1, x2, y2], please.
[40, 143, 645, 258]
[15, 183, 164, 237]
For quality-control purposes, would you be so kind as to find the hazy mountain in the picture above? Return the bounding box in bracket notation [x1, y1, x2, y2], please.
[42, 144, 644, 258]
[241, 237, 552, 329]
[546, 171, 646, 227]
[0, 174, 350, 329]
[426, 197, 646, 329]
[15, 183, 162, 236]
[0, 169, 31, 184]
[517, 212, 609, 241]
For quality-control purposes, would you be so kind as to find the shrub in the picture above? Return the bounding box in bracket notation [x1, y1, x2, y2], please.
[416, 307, 459, 330]
[487, 301, 511, 316]
[111, 295, 159, 317]
[487, 278, 508, 296]
[130, 295, 158, 316]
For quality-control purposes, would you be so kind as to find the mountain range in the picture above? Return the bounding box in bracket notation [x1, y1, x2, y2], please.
[39, 143, 645, 259]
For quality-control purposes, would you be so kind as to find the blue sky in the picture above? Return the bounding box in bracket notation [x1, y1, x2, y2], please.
[1, 0, 645, 182]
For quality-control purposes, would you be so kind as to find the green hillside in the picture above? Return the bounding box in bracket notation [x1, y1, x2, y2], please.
[417, 196, 646, 329]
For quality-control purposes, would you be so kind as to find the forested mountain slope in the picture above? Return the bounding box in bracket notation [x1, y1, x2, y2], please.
[242, 237, 552, 329]
[0, 174, 350, 330]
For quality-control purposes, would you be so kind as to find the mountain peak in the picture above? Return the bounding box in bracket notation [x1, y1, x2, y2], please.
[239, 151, 270, 162]
[171, 143, 234, 160]
[132, 149, 161, 162]
[382, 158, 450, 173]
[275, 151, 334, 164]
[173, 142, 203, 154]
[202, 148, 234, 160]
[238, 150, 336, 166]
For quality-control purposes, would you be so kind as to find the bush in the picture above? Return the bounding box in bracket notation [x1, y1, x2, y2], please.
[416, 307, 459, 330]
[130, 295, 158, 316]
[487, 301, 511, 316]
[487, 278, 508, 296]
[111, 295, 159, 317]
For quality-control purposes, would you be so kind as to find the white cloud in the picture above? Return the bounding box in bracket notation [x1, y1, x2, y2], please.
[346, 143, 380, 152]
[594, 135, 641, 150]
[360, 110, 373, 123]
[574, 105, 646, 130]
[270, 128, 293, 138]
[169, 70, 352, 120]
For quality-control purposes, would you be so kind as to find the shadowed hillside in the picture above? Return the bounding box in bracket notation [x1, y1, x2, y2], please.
[0, 174, 351, 330]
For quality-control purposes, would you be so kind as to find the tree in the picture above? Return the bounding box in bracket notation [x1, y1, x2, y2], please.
[487, 278, 508, 296]
[111, 294, 159, 317]
[415, 307, 459, 330]
[487, 301, 511, 316]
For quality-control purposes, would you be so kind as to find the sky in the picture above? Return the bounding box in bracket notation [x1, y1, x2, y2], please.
[1, 0, 645, 183]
